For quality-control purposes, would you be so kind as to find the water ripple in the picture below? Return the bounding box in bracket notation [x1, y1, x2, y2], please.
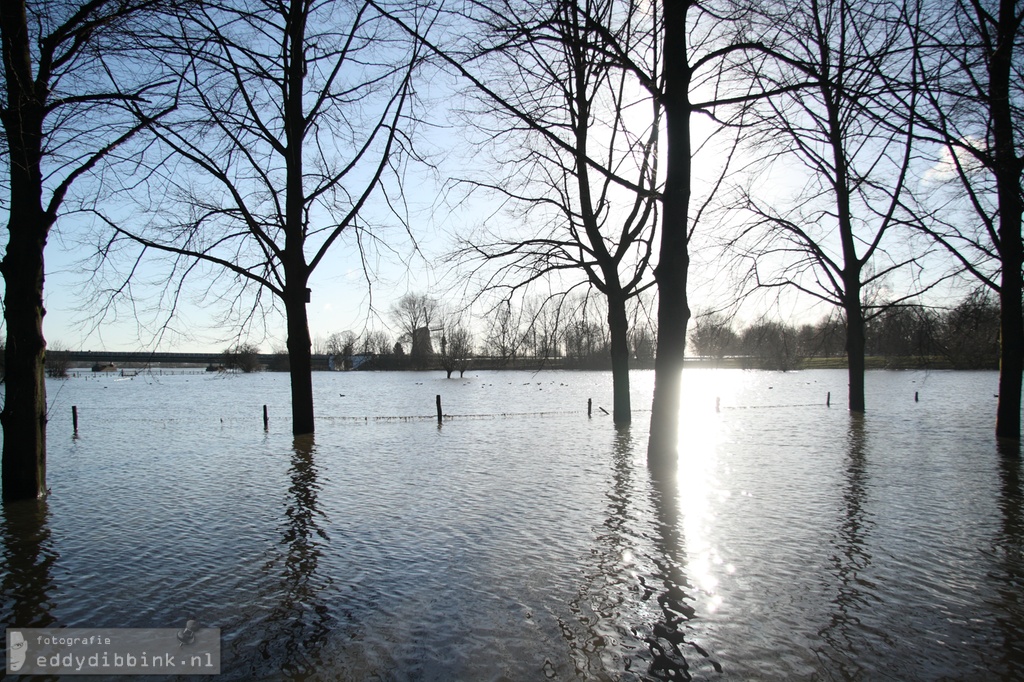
[2, 370, 1023, 679]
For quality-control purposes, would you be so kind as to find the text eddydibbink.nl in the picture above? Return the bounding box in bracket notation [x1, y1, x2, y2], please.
[6, 627, 220, 675]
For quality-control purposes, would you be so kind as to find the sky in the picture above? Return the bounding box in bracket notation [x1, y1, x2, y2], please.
[9, 1, 986, 355]
[32, 116, 972, 355]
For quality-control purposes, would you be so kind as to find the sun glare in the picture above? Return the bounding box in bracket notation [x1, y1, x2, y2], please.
[674, 369, 743, 614]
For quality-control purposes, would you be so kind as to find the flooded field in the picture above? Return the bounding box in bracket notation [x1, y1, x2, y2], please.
[2, 368, 1022, 679]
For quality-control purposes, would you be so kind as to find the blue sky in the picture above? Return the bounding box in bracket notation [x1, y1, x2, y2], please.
[10, 2, 986, 355]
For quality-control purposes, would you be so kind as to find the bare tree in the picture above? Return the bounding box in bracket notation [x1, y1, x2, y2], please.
[726, 0, 933, 413]
[375, 0, 816, 456]
[560, 293, 611, 365]
[439, 322, 473, 378]
[44, 342, 71, 379]
[97, 0, 428, 435]
[802, 313, 848, 359]
[446, 0, 659, 423]
[517, 295, 566, 359]
[589, 0, 807, 459]
[690, 311, 737, 364]
[326, 331, 356, 369]
[865, 304, 939, 362]
[311, 334, 328, 356]
[360, 329, 392, 355]
[0, 0, 175, 501]
[737, 319, 803, 370]
[223, 342, 261, 373]
[901, 0, 1024, 439]
[939, 287, 1001, 369]
[483, 301, 522, 365]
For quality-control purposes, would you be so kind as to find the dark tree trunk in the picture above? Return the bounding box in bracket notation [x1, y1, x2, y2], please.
[607, 292, 632, 425]
[844, 291, 867, 414]
[1, 217, 49, 502]
[285, 288, 315, 436]
[820, 43, 868, 415]
[648, 0, 691, 462]
[1, 0, 49, 501]
[991, 0, 1024, 441]
[998, 271, 1023, 440]
[281, 0, 315, 437]
[567, 17, 636, 427]
[810, 41, 870, 414]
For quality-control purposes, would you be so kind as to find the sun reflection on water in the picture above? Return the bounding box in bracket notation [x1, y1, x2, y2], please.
[674, 370, 744, 615]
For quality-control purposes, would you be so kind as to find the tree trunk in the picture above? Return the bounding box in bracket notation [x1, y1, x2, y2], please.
[285, 288, 315, 436]
[1, 224, 48, 502]
[998, 272, 1023, 440]
[823, 47, 866, 415]
[280, 0, 315, 436]
[845, 293, 867, 414]
[648, 0, 691, 462]
[607, 292, 632, 425]
[994, 176, 1023, 439]
[991, 0, 1024, 441]
[1, 0, 49, 501]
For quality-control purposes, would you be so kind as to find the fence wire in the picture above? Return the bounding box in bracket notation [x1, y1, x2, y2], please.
[53, 401, 832, 429]
[319, 409, 594, 423]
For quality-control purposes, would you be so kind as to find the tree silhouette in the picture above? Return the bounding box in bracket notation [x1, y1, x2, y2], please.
[0, 0, 175, 501]
[900, 0, 1024, 439]
[447, 0, 659, 423]
[99, 0, 427, 435]
[728, 0, 931, 413]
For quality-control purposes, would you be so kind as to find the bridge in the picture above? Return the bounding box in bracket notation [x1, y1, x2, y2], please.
[64, 351, 333, 370]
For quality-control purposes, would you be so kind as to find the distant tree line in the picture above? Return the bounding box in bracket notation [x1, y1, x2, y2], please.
[692, 290, 1001, 371]
[302, 288, 999, 374]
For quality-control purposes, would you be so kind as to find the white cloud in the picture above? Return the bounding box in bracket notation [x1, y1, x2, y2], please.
[923, 136, 986, 184]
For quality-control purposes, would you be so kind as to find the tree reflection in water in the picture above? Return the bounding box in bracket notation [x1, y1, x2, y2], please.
[993, 440, 1024, 677]
[645, 453, 712, 679]
[817, 414, 877, 676]
[561, 425, 719, 679]
[249, 435, 334, 679]
[558, 425, 644, 676]
[0, 499, 57, 630]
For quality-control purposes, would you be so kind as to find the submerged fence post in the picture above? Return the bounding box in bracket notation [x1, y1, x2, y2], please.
[826, 392, 831, 408]
[263, 405, 269, 431]
[72, 406, 78, 434]
[588, 398, 592, 418]
[915, 391, 919, 403]
[436, 395, 443, 425]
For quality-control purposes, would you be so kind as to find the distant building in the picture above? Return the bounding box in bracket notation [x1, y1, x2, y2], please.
[351, 353, 373, 369]
[412, 327, 434, 357]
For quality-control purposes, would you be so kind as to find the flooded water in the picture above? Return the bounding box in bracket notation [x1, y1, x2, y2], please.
[2, 368, 1023, 680]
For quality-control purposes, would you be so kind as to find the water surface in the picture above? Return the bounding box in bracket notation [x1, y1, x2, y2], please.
[2, 368, 1022, 680]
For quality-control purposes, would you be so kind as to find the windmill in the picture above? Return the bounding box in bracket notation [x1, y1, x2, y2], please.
[411, 306, 444, 357]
